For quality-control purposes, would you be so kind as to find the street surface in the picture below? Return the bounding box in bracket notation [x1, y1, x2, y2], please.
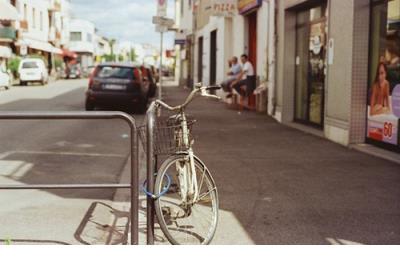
[0, 80, 141, 244]
[0, 80, 399, 245]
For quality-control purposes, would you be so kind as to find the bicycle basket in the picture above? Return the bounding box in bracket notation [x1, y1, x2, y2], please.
[138, 118, 196, 155]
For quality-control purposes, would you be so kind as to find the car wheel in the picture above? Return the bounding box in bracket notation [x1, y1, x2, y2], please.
[85, 100, 95, 111]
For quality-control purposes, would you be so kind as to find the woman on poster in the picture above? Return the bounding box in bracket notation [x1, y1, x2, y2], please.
[370, 62, 392, 116]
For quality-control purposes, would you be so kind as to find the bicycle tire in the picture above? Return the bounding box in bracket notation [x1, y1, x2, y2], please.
[154, 154, 219, 245]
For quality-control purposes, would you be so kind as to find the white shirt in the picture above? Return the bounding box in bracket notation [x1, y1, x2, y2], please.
[242, 61, 255, 80]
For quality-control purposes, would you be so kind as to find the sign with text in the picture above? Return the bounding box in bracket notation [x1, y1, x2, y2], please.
[211, 0, 237, 17]
[238, 0, 262, 14]
[157, 0, 167, 17]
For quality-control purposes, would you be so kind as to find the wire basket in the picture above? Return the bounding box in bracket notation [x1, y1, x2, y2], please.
[139, 117, 196, 155]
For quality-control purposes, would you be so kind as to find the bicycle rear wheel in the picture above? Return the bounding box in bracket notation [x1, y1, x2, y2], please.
[154, 154, 219, 245]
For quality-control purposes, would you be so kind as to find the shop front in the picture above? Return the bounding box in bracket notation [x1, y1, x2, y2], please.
[238, 0, 261, 72]
[294, 2, 327, 128]
[367, 0, 400, 152]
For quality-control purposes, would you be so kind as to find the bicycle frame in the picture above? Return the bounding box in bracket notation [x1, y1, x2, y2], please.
[175, 111, 199, 204]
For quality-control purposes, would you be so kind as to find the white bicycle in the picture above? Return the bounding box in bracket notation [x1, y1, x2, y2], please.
[141, 83, 221, 245]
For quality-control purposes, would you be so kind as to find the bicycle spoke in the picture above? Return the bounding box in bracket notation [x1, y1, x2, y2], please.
[198, 166, 206, 194]
[197, 187, 217, 202]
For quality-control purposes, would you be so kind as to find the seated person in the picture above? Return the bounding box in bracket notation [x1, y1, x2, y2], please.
[221, 56, 242, 92]
[230, 54, 256, 97]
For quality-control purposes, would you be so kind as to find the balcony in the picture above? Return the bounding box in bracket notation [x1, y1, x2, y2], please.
[19, 20, 28, 30]
[0, 27, 17, 41]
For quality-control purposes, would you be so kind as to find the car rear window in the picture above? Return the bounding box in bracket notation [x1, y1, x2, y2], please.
[95, 66, 136, 80]
[22, 62, 39, 69]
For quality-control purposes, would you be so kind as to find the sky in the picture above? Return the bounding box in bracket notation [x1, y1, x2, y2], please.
[70, 0, 175, 49]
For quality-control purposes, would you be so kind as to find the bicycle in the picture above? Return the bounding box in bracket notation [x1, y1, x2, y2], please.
[139, 83, 222, 245]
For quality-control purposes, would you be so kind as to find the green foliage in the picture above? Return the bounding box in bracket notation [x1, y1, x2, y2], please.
[7, 56, 21, 76]
[54, 58, 63, 69]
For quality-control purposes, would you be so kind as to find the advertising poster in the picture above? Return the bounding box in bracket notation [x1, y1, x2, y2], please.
[367, 0, 400, 150]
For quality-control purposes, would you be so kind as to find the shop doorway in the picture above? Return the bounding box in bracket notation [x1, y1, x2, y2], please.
[198, 36, 203, 83]
[294, 3, 327, 127]
[210, 30, 217, 85]
[247, 11, 257, 71]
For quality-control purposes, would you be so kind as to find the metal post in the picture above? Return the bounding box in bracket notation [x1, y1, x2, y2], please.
[159, 31, 164, 100]
[146, 105, 155, 245]
[0, 111, 139, 245]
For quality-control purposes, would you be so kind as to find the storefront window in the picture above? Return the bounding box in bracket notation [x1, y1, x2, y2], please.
[367, 0, 400, 151]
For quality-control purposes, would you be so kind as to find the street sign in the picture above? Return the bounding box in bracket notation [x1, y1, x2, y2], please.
[156, 25, 168, 33]
[157, 0, 167, 17]
[152, 16, 175, 27]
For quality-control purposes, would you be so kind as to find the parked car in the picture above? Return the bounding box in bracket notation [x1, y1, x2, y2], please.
[66, 64, 81, 79]
[18, 58, 48, 86]
[141, 65, 158, 98]
[0, 69, 11, 90]
[85, 63, 149, 113]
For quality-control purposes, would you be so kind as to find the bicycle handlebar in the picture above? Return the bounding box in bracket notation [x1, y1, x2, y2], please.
[151, 84, 222, 112]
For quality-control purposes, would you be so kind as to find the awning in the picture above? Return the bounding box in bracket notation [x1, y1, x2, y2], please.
[0, 0, 19, 21]
[17, 39, 62, 54]
[0, 45, 12, 58]
[62, 49, 78, 59]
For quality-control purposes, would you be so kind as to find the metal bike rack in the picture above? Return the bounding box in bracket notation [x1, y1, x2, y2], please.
[146, 104, 156, 245]
[0, 111, 139, 245]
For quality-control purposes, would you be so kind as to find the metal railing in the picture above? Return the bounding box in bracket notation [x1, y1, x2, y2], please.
[0, 111, 139, 245]
[146, 104, 156, 245]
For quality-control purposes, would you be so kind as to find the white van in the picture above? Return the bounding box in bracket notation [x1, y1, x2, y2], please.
[18, 58, 49, 85]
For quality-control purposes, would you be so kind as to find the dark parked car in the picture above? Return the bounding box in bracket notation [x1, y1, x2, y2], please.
[66, 64, 81, 79]
[140, 65, 158, 98]
[85, 63, 150, 113]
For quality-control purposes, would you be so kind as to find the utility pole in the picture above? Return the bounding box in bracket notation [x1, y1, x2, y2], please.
[159, 32, 164, 100]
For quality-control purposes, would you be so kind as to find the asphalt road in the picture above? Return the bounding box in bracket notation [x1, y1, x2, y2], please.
[0, 79, 144, 244]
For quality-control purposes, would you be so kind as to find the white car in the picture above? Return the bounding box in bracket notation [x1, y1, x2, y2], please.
[0, 69, 11, 90]
[18, 58, 49, 86]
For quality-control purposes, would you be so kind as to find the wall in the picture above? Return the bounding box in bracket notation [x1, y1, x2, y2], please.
[69, 19, 95, 54]
[193, 2, 269, 89]
[16, 0, 50, 43]
[276, 0, 370, 146]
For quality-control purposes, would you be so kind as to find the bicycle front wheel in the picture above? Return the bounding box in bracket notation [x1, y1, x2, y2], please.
[154, 154, 219, 245]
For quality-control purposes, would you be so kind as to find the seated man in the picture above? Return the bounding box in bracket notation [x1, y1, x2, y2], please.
[221, 56, 242, 92]
[231, 54, 256, 96]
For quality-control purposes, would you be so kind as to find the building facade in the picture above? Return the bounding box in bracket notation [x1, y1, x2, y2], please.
[275, 0, 400, 153]
[69, 18, 95, 70]
[0, 0, 19, 68]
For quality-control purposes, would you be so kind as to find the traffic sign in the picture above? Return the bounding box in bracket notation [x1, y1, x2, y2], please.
[152, 16, 175, 27]
[156, 25, 168, 33]
[157, 0, 167, 17]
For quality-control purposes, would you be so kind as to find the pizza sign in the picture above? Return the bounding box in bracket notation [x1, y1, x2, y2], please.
[211, 0, 237, 17]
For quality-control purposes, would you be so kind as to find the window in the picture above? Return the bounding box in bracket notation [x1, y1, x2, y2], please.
[32, 8, 36, 28]
[23, 4, 27, 21]
[40, 11, 43, 31]
[87, 33, 92, 42]
[70, 32, 82, 41]
[367, 0, 400, 150]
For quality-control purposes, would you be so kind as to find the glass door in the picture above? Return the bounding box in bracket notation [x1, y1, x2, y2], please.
[294, 4, 327, 127]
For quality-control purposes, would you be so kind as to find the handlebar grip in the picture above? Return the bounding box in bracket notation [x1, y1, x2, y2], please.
[206, 85, 222, 91]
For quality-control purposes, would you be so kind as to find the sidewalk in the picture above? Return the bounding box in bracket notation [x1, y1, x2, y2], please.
[140, 84, 400, 245]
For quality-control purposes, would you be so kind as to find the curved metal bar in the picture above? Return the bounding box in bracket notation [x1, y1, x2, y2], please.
[0, 111, 139, 245]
